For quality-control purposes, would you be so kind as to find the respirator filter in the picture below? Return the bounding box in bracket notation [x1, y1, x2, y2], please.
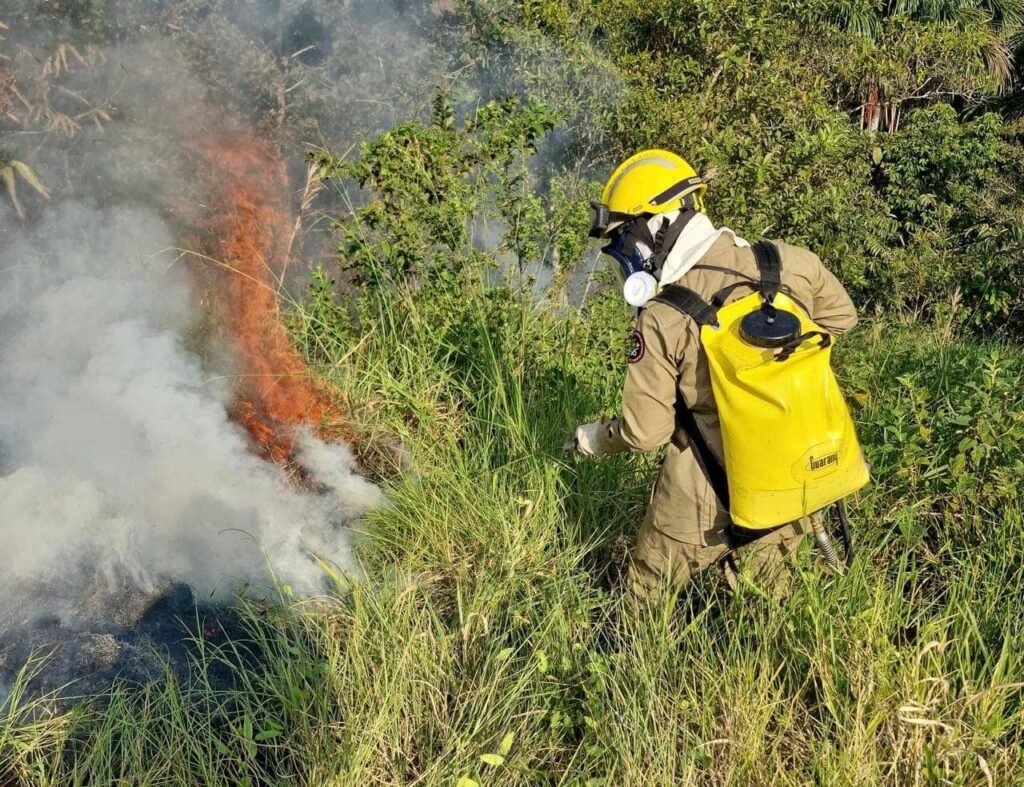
[622, 271, 658, 307]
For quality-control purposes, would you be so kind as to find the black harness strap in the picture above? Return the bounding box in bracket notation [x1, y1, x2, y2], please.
[649, 210, 699, 270]
[651, 286, 730, 511]
[752, 241, 782, 303]
[659, 210, 696, 255]
[674, 393, 731, 512]
[652, 284, 720, 328]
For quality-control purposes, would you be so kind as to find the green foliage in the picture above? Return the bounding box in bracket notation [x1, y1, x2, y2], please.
[877, 106, 1024, 327]
[311, 92, 557, 284]
[825, 0, 1022, 90]
[451, 0, 1024, 331]
[844, 326, 1024, 546]
[826, 0, 1024, 39]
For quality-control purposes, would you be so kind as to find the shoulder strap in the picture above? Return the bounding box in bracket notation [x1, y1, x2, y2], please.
[649, 286, 730, 512]
[649, 210, 699, 269]
[651, 284, 719, 328]
[674, 393, 731, 513]
[752, 241, 782, 303]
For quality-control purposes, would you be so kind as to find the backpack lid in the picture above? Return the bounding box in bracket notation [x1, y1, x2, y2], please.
[739, 306, 801, 348]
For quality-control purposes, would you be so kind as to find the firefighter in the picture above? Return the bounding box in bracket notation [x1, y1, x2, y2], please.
[568, 150, 859, 600]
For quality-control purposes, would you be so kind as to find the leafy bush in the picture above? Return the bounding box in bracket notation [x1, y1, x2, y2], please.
[877, 106, 1024, 328]
[310, 91, 602, 296]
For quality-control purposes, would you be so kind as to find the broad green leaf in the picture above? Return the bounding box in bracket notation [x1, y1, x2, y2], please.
[255, 723, 281, 741]
[480, 753, 505, 767]
[498, 732, 514, 756]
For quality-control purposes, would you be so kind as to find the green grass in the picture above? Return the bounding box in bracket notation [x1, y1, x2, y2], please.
[2, 275, 1022, 785]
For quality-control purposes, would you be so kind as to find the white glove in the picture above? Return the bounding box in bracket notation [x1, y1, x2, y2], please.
[563, 421, 603, 457]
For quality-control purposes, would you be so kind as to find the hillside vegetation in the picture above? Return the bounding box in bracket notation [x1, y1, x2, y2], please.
[3, 1, 1024, 785]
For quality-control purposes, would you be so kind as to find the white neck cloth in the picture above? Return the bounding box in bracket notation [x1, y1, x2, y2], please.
[648, 211, 750, 288]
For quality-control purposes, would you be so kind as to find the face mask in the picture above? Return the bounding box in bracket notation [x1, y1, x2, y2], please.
[602, 226, 658, 307]
[600, 209, 700, 308]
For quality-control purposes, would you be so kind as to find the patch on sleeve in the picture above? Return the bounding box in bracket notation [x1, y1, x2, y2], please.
[626, 330, 646, 364]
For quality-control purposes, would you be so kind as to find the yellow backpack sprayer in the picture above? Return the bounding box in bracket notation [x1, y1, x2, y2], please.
[653, 241, 869, 568]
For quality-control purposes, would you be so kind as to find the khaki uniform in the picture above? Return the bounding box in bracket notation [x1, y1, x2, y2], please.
[597, 233, 858, 599]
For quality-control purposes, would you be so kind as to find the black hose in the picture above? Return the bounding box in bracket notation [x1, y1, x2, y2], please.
[834, 500, 854, 568]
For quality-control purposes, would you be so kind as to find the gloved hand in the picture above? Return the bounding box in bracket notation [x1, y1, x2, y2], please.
[563, 421, 605, 457]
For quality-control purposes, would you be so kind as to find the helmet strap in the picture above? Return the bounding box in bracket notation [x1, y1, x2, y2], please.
[620, 214, 656, 253]
[613, 206, 698, 276]
[648, 208, 698, 272]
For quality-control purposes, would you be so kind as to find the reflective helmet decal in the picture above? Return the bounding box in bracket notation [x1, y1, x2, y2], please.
[604, 156, 680, 203]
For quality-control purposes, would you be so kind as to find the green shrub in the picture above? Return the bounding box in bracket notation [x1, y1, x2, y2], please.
[877, 106, 1024, 329]
[311, 92, 559, 285]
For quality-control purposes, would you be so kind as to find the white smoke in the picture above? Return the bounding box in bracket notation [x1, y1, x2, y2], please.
[0, 200, 383, 614]
[0, 1, 448, 629]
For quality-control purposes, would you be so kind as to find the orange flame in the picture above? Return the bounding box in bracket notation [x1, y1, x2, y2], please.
[191, 132, 349, 469]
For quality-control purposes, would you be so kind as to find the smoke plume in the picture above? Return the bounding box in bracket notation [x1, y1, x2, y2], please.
[0, 1, 448, 641]
[0, 199, 383, 608]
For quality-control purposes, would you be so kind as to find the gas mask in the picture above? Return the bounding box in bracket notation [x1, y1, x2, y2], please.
[602, 227, 658, 308]
[600, 210, 697, 308]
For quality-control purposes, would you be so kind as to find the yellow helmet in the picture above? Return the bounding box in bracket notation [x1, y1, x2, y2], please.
[589, 149, 707, 238]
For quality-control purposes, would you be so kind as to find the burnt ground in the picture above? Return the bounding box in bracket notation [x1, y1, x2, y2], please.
[0, 581, 254, 705]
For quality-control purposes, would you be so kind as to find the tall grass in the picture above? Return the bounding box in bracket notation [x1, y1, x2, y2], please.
[2, 274, 1022, 785]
